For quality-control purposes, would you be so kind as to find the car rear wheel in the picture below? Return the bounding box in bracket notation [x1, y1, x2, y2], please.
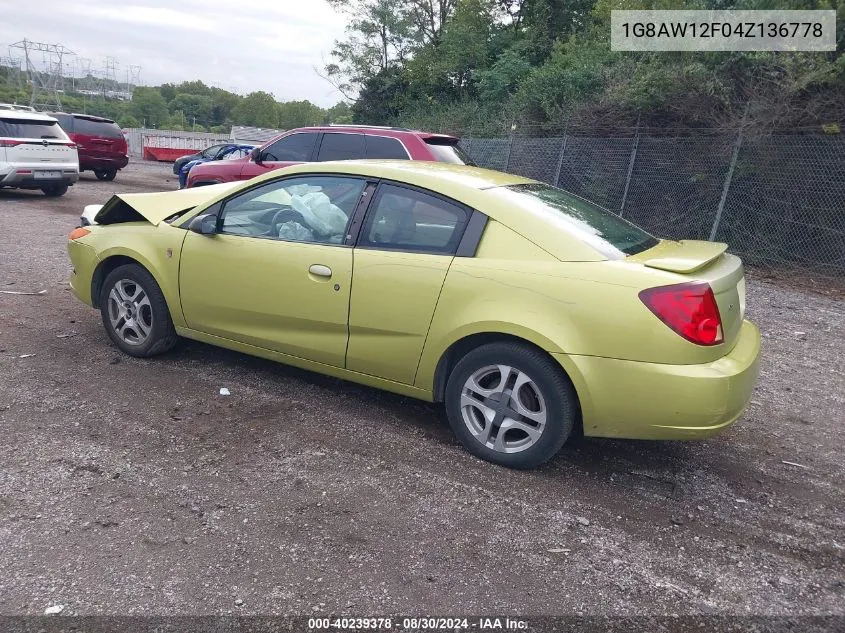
[94, 169, 116, 181]
[41, 184, 68, 197]
[100, 264, 178, 357]
[445, 342, 577, 469]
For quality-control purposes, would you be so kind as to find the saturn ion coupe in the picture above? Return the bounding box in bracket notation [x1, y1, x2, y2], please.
[67, 161, 761, 468]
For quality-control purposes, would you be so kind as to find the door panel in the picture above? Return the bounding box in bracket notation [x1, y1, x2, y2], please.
[346, 183, 471, 384]
[346, 249, 452, 384]
[180, 233, 352, 367]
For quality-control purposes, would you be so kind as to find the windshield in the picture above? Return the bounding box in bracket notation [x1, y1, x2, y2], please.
[425, 141, 475, 166]
[496, 183, 658, 257]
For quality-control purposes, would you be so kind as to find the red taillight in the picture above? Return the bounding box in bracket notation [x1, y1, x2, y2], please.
[0, 139, 21, 147]
[639, 282, 723, 346]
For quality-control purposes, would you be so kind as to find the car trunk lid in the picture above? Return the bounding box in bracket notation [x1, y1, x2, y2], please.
[632, 240, 746, 350]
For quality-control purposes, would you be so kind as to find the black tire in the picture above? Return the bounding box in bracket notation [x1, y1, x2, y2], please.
[42, 184, 69, 197]
[94, 169, 117, 181]
[99, 264, 178, 358]
[445, 342, 577, 469]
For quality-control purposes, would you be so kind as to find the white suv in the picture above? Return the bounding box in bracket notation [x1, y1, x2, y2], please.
[0, 110, 79, 197]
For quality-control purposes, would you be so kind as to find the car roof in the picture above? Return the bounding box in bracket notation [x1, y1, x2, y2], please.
[0, 109, 59, 122]
[50, 112, 117, 124]
[267, 160, 532, 191]
[264, 126, 459, 145]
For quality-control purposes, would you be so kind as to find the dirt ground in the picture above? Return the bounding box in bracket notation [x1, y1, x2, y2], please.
[0, 162, 843, 618]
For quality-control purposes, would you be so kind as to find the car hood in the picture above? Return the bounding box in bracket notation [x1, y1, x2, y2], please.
[90, 182, 240, 226]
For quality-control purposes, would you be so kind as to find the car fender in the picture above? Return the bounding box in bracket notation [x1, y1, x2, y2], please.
[90, 224, 189, 328]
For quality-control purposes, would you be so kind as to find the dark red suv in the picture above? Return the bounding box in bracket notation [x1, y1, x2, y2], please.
[51, 113, 129, 181]
[186, 125, 473, 188]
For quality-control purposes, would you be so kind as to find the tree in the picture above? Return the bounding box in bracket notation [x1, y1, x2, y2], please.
[130, 87, 169, 127]
[430, 0, 494, 93]
[159, 83, 177, 103]
[232, 91, 279, 127]
[351, 66, 410, 123]
[171, 93, 214, 126]
[327, 101, 354, 123]
[210, 88, 241, 126]
[277, 100, 325, 129]
[325, 0, 414, 97]
[117, 114, 141, 128]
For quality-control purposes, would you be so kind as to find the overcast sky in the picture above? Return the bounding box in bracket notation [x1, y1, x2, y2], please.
[1, 0, 349, 107]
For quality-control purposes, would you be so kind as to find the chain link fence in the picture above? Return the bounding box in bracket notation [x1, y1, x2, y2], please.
[461, 127, 845, 282]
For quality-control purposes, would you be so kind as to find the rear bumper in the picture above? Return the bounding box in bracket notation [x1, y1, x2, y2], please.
[555, 320, 762, 440]
[0, 168, 79, 188]
[79, 155, 129, 171]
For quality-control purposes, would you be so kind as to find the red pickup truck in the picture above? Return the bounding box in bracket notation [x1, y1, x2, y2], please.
[186, 125, 473, 188]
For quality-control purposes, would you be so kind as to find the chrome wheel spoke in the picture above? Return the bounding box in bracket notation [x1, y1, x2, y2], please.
[136, 294, 151, 312]
[134, 316, 151, 338]
[116, 318, 132, 340]
[511, 396, 546, 425]
[496, 417, 543, 452]
[114, 281, 133, 302]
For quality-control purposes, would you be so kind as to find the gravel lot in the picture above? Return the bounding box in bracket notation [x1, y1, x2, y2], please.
[0, 162, 843, 618]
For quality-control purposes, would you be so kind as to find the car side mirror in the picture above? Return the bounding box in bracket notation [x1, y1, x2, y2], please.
[250, 147, 262, 164]
[187, 213, 218, 236]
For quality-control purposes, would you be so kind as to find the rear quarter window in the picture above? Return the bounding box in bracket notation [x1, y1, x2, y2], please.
[425, 141, 475, 165]
[0, 118, 69, 140]
[495, 183, 659, 257]
[365, 135, 409, 159]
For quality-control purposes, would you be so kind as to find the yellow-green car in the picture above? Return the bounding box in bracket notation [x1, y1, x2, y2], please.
[68, 161, 761, 468]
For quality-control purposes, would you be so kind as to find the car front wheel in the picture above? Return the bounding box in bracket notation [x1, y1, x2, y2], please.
[100, 264, 178, 357]
[445, 342, 577, 469]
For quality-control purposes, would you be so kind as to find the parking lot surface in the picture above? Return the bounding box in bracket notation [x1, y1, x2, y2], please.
[0, 162, 843, 616]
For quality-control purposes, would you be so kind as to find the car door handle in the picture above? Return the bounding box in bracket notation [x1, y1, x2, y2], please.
[309, 264, 332, 278]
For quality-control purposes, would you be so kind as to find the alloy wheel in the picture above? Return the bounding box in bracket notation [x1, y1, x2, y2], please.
[107, 279, 153, 346]
[460, 364, 547, 454]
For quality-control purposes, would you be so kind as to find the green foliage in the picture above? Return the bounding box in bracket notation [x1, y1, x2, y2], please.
[117, 114, 141, 128]
[278, 100, 325, 129]
[325, 0, 844, 131]
[326, 101, 354, 123]
[130, 87, 169, 128]
[232, 91, 282, 128]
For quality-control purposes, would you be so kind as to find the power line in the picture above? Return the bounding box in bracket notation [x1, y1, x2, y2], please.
[10, 39, 75, 110]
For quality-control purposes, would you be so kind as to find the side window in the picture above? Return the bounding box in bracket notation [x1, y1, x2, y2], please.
[202, 144, 223, 159]
[359, 184, 469, 254]
[365, 136, 408, 159]
[220, 176, 366, 245]
[317, 133, 365, 161]
[262, 133, 318, 162]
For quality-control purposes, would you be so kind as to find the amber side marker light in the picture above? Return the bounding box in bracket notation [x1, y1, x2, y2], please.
[68, 227, 91, 241]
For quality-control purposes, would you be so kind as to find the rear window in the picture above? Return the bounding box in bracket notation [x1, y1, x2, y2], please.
[0, 118, 69, 140]
[72, 116, 123, 138]
[425, 140, 475, 165]
[496, 183, 659, 256]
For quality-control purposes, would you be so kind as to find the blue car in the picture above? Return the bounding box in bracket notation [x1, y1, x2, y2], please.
[178, 143, 256, 188]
